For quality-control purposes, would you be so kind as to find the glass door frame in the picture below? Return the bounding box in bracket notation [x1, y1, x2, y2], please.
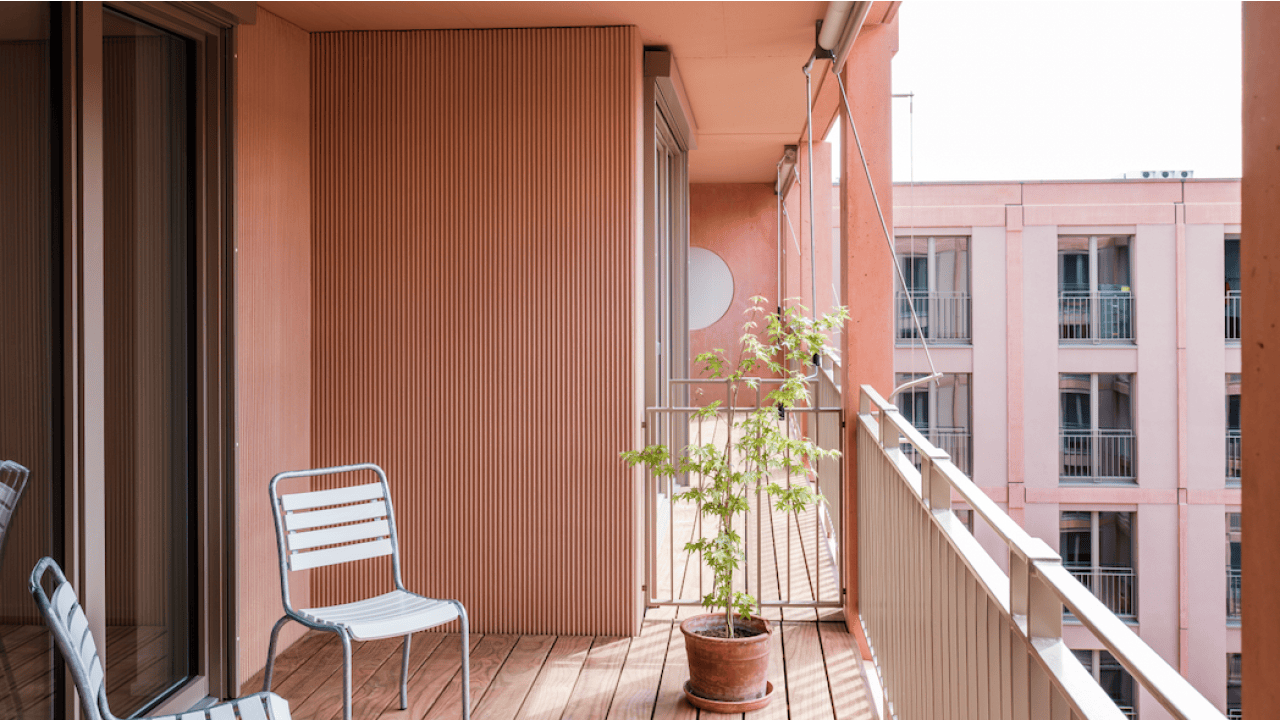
[58, 2, 237, 716]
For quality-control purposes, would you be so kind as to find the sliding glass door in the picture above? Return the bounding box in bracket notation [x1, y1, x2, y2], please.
[101, 8, 196, 715]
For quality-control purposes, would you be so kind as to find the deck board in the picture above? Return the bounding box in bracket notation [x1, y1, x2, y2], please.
[559, 637, 629, 720]
[515, 635, 592, 720]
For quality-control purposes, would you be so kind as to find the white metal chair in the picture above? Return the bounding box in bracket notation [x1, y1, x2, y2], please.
[29, 556, 292, 720]
[1, 460, 31, 720]
[264, 463, 469, 720]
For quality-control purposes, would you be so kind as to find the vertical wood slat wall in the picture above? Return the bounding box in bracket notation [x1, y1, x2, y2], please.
[234, 9, 313, 686]
[309, 26, 641, 636]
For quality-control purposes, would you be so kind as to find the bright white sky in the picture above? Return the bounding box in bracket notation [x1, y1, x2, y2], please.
[830, 1, 1243, 183]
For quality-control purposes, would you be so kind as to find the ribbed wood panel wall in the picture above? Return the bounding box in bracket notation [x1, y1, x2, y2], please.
[0, 41, 53, 624]
[310, 26, 641, 636]
[233, 8, 312, 685]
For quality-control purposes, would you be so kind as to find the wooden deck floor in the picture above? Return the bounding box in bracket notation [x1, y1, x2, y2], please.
[246, 418, 871, 720]
[246, 610, 874, 720]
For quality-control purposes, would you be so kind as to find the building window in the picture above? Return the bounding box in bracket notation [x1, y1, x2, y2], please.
[954, 508, 975, 533]
[894, 235, 971, 344]
[1228, 512, 1241, 622]
[1073, 649, 1137, 718]
[1226, 234, 1241, 341]
[1227, 374, 1241, 485]
[1058, 235, 1134, 343]
[1228, 653, 1242, 718]
[1060, 374, 1135, 482]
[1061, 511, 1136, 618]
[895, 372, 972, 477]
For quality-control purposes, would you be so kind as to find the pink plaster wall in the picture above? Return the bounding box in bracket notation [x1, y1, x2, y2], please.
[688, 183, 780, 404]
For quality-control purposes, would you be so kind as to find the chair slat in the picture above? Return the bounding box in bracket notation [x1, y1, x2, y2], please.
[265, 693, 290, 719]
[206, 703, 236, 720]
[178, 712, 206, 720]
[289, 538, 393, 571]
[288, 519, 390, 551]
[279, 482, 384, 512]
[282, 500, 386, 532]
[235, 696, 270, 720]
[0, 482, 16, 508]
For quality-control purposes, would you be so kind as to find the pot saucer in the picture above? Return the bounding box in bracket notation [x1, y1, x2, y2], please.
[683, 680, 774, 713]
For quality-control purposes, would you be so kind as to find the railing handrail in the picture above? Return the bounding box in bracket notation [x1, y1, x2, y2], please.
[1226, 289, 1242, 298]
[858, 383, 1224, 720]
[1060, 427, 1136, 437]
[895, 289, 971, 298]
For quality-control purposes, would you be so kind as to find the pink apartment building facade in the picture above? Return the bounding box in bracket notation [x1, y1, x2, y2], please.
[889, 178, 1243, 718]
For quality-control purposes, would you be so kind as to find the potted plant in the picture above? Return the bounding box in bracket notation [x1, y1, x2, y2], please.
[622, 297, 847, 711]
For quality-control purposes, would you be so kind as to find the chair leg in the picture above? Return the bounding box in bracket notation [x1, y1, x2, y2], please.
[456, 604, 470, 720]
[0, 631, 23, 720]
[340, 631, 353, 720]
[400, 634, 411, 709]
[263, 616, 291, 693]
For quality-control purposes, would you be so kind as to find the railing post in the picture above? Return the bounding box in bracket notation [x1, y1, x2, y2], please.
[1010, 539, 1061, 720]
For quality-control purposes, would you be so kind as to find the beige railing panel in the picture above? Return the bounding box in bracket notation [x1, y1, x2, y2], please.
[857, 385, 1224, 720]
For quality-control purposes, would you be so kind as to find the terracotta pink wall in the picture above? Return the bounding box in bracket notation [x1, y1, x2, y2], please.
[234, 8, 312, 687]
[688, 183, 779, 403]
[891, 179, 1243, 717]
[308, 26, 643, 637]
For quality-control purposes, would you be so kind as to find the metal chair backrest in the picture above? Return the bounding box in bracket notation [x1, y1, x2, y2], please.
[269, 463, 405, 611]
[0, 461, 30, 547]
[29, 557, 110, 720]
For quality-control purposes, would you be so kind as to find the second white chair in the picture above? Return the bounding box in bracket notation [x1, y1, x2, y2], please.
[264, 463, 469, 720]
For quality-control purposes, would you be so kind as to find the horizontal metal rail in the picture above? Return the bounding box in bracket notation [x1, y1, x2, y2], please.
[895, 291, 971, 344]
[1060, 429, 1136, 481]
[857, 384, 1223, 720]
[1067, 566, 1137, 619]
[1228, 566, 1242, 620]
[1227, 429, 1242, 482]
[1059, 291, 1135, 343]
[1226, 291, 1241, 341]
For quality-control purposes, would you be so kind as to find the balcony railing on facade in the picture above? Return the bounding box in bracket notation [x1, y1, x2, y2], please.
[1060, 429, 1137, 482]
[1067, 565, 1137, 619]
[1228, 566, 1242, 620]
[1228, 707, 1243, 720]
[895, 291, 971, 344]
[901, 427, 971, 478]
[1227, 429, 1241, 484]
[1059, 290, 1135, 343]
[1226, 291, 1241, 341]
[857, 384, 1223, 720]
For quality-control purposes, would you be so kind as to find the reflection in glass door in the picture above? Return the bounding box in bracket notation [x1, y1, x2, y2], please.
[102, 8, 195, 716]
[0, 4, 63, 718]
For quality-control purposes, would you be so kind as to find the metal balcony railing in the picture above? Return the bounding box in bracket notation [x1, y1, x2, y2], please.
[1059, 290, 1135, 343]
[1118, 706, 1137, 720]
[1226, 291, 1241, 341]
[895, 291, 971, 344]
[1228, 707, 1243, 720]
[1068, 566, 1137, 618]
[1227, 429, 1242, 483]
[1228, 566, 1242, 620]
[901, 428, 972, 478]
[857, 384, 1223, 720]
[1060, 429, 1137, 481]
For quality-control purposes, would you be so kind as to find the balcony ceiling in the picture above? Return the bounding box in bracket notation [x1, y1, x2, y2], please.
[257, 1, 865, 183]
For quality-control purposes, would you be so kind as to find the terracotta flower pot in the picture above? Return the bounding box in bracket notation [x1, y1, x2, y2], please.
[680, 614, 772, 707]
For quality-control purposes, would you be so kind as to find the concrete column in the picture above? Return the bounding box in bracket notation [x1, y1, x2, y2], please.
[1242, 4, 1280, 715]
[839, 17, 896, 628]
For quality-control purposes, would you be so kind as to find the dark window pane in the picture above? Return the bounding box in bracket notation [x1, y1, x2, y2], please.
[102, 8, 195, 715]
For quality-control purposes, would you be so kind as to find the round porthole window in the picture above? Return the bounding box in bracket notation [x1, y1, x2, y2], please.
[688, 247, 734, 331]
